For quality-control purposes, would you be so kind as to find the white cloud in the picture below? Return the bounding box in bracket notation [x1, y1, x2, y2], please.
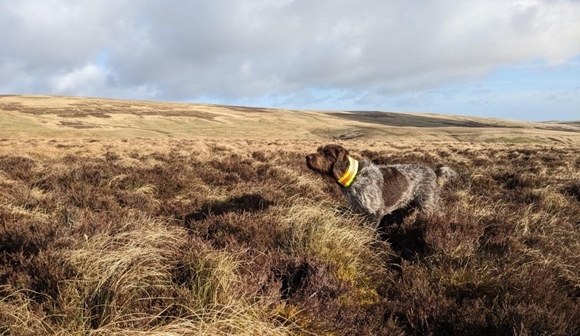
[50, 63, 110, 96]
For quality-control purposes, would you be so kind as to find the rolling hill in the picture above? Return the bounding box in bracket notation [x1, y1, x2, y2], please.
[1, 95, 579, 143]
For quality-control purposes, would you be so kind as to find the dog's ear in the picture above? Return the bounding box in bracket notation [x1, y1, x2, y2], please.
[331, 146, 350, 180]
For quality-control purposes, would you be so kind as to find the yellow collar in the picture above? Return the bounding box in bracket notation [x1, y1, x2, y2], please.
[338, 156, 359, 187]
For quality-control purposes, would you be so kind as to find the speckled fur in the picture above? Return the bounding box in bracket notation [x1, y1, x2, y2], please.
[344, 161, 441, 225]
[306, 145, 455, 227]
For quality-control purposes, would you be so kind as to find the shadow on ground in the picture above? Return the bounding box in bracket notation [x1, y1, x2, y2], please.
[184, 193, 272, 225]
[378, 207, 428, 262]
[330, 111, 516, 128]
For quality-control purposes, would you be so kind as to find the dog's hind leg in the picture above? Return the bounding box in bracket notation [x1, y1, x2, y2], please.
[416, 189, 439, 215]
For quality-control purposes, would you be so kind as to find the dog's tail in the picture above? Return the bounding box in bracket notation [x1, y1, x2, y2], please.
[435, 166, 458, 184]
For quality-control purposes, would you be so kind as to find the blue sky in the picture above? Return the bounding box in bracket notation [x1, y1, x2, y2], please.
[1, 0, 579, 122]
[226, 57, 580, 122]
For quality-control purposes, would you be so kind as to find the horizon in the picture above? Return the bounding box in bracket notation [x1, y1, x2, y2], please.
[5, 93, 578, 125]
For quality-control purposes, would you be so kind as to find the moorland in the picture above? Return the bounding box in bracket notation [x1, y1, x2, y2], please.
[1, 95, 579, 335]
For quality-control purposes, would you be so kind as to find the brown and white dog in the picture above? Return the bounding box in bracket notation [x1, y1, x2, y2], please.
[306, 144, 456, 226]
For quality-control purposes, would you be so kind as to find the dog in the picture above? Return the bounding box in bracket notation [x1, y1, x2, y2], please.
[305, 144, 456, 227]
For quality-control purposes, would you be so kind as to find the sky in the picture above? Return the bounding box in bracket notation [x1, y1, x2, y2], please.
[1, 0, 579, 122]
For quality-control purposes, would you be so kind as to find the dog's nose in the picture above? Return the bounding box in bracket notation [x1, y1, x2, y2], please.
[306, 154, 313, 162]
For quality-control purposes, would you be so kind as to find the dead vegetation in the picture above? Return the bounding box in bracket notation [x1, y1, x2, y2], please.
[0, 137, 579, 335]
[2, 95, 580, 142]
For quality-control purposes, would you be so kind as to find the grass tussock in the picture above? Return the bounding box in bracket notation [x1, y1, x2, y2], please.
[0, 138, 580, 335]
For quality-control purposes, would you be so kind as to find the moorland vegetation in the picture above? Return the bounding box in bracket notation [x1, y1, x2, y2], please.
[1, 138, 579, 335]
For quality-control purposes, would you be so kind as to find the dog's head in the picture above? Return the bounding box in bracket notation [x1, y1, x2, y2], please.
[305, 144, 351, 181]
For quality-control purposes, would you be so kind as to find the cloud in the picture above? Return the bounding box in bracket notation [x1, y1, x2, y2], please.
[1, 0, 579, 117]
[50, 64, 109, 95]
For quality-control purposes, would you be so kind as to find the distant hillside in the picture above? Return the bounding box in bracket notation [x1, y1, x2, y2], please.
[546, 121, 580, 127]
[1, 95, 579, 143]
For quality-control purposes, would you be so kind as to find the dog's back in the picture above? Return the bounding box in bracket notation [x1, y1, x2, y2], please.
[344, 161, 454, 223]
[388, 164, 439, 213]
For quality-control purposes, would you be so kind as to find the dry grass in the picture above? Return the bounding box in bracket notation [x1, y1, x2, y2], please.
[1, 96, 580, 335]
[2, 95, 579, 143]
[1, 138, 579, 335]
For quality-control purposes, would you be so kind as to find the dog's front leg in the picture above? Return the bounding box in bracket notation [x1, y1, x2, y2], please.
[370, 210, 385, 229]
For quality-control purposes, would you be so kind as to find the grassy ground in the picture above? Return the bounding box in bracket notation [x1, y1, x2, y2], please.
[1, 96, 580, 335]
[0, 137, 579, 335]
[2, 95, 579, 143]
